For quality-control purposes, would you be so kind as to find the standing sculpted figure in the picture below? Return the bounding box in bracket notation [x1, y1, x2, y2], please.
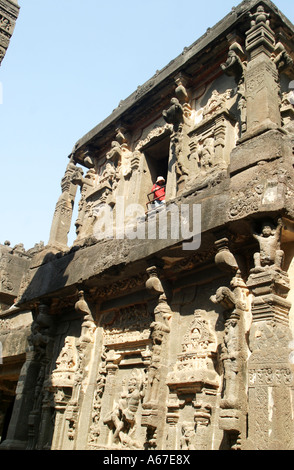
[104, 371, 144, 448]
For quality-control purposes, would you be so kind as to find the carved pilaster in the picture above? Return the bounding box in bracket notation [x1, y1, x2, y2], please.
[211, 238, 250, 449]
[240, 5, 282, 142]
[246, 218, 294, 450]
[48, 159, 81, 249]
[142, 265, 172, 449]
[51, 291, 96, 449]
[25, 303, 56, 450]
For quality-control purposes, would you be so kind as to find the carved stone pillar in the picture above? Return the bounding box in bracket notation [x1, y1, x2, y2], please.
[142, 265, 172, 449]
[26, 303, 56, 450]
[165, 394, 181, 450]
[48, 159, 81, 249]
[67, 291, 96, 447]
[0, 303, 55, 450]
[51, 291, 96, 450]
[246, 219, 294, 450]
[241, 5, 281, 141]
[211, 238, 250, 449]
[193, 402, 213, 450]
[72, 168, 96, 243]
[0, 348, 40, 450]
[99, 353, 120, 445]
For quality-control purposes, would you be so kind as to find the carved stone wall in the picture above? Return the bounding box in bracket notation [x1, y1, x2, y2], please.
[0, 0, 19, 66]
[1, 0, 294, 452]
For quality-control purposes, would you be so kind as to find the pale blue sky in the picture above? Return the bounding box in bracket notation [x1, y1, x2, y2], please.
[0, 0, 293, 250]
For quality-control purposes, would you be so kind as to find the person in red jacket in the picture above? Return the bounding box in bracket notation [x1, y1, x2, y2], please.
[151, 176, 166, 208]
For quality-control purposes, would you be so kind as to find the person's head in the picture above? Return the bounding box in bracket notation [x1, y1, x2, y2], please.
[156, 176, 165, 186]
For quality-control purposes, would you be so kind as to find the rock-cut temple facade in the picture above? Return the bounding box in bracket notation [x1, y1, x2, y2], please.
[1, 0, 294, 451]
[0, 0, 18, 67]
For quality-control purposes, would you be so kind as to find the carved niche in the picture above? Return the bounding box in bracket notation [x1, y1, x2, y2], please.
[88, 303, 153, 450]
[73, 168, 96, 241]
[165, 309, 219, 450]
[83, 128, 142, 241]
[103, 369, 145, 449]
[185, 88, 237, 192]
[167, 309, 219, 393]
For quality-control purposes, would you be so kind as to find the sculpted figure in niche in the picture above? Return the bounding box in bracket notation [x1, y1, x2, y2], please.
[100, 161, 116, 185]
[55, 337, 77, 372]
[203, 90, 231, 117]
[106, 140, 122, 166]
[98, 140, 122, 189]
[180, 422, 196, 450]
[220, 317, 239, 409]
[252, 218, 284, 271]
[144, 315, 170, 405]
[198, 137, 214, 171]
[144, 343, 161, 404]
[104, 370, 144, 448]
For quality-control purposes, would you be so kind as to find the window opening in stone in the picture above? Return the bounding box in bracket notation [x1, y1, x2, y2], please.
[144, 135, 170, 211]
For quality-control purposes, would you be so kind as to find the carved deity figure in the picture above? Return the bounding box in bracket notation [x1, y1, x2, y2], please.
[144, 343, 162, 404]
[221, 49, 244, 81]
[220, 317, 240, 409]
[252, 219, 284, 271]
[162, 97, 184, 128]
[100, 161, 116, 185]
[203, 90, 232, 117]
[180, 422, 196, 450]
[249, 5, 270, 27]
[75, 290, 96, 342]
[104, 371, 144, 448]
[55, 337, 77, 372]
[106, 140, 122, 165]
[198, 137, 214, 171]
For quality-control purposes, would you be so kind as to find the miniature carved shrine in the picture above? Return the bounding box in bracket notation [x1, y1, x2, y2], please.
[1, 0, 294, 451]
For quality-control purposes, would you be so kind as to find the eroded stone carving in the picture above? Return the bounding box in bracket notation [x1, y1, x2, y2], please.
[144, 318, 170, 405]
[141, 266, 172, 446]
[167, 310, 218, 391]
[75, 290, 96, 342]
[49, 159, 82, 248]
[246, 218, 294, 450]
[252, 218, 284, 272]
[3, 0, 294, 453]
[52, 337, 78, 389]
[163, 97, 184, 129]
[210, 237, 250, 448]
[180, 422, 196, 450]
[103, 369, 145, 449]
[26, 304, 56, 450]
[249, 5, 270, 27]
[88, 350, 107, 446]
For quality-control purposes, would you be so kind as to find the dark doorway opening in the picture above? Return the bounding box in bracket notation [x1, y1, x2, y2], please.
[0, 395, 15, 444]
[144, 134, 170, 185]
